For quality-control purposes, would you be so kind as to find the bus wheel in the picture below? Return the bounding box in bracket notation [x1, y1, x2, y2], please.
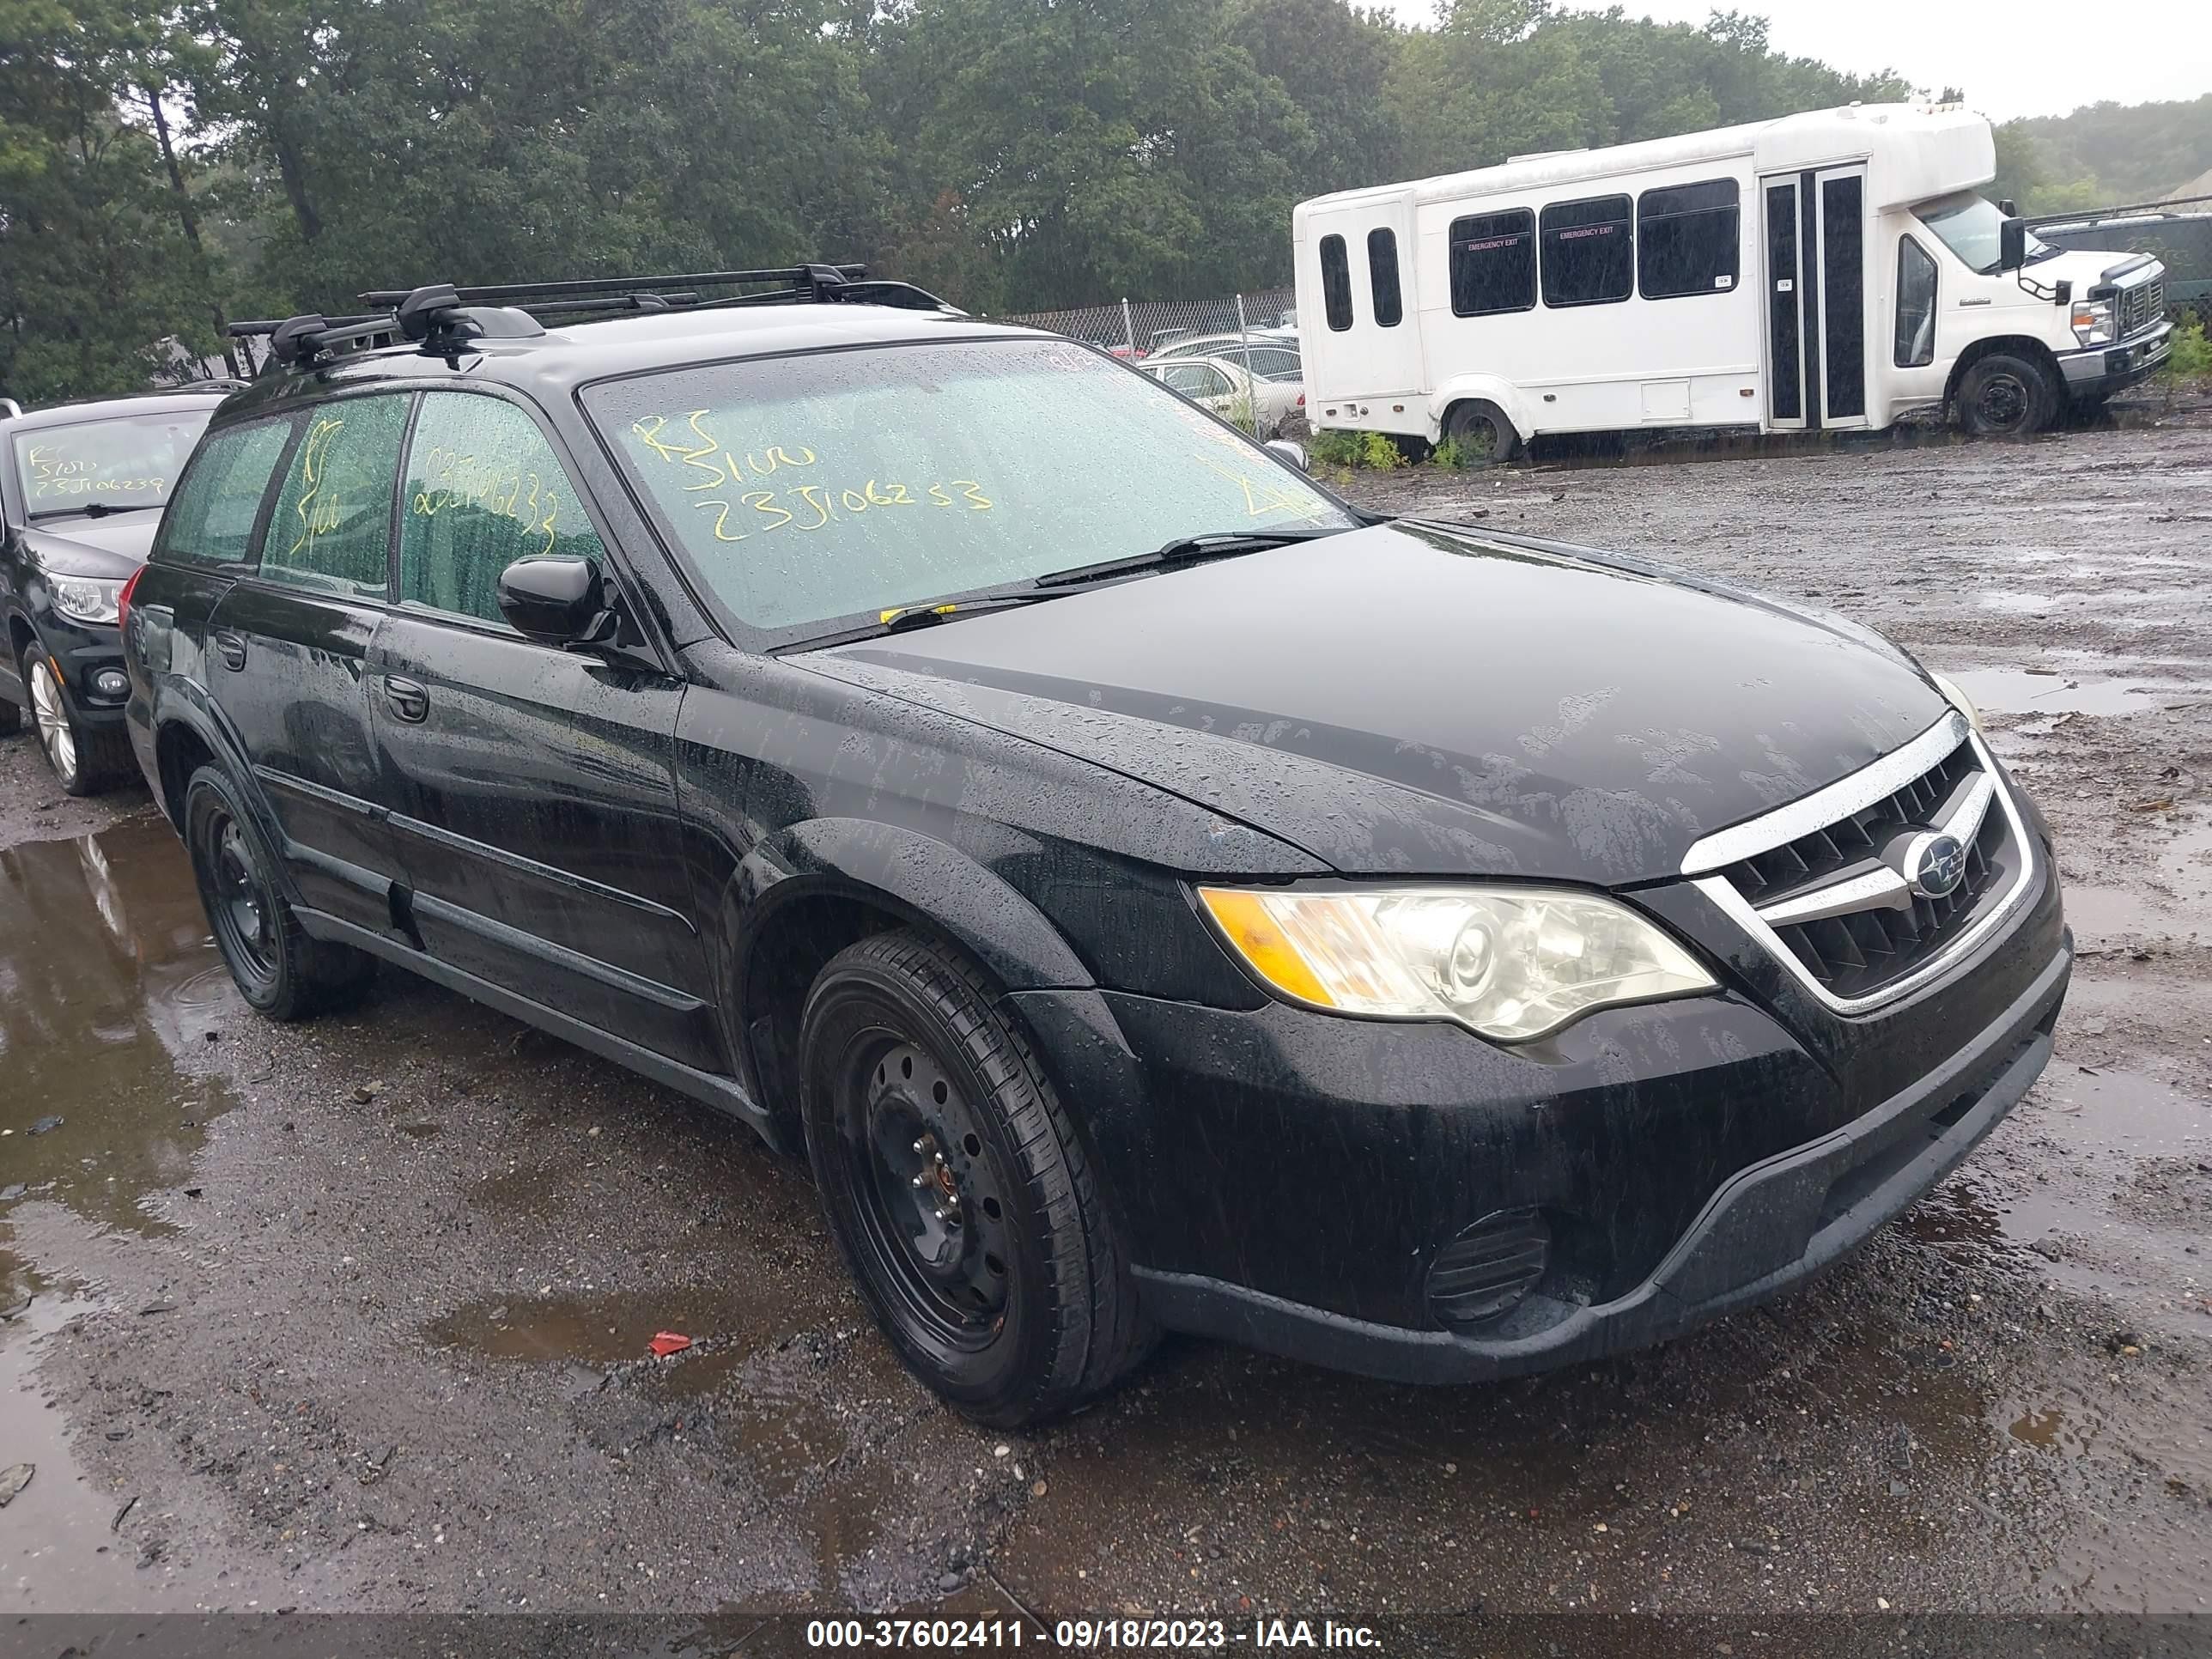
[1443, 400, 1522, 465]
[1957, 354, 2057, 438]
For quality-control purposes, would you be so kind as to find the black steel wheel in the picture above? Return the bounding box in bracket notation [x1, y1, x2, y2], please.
[1957, 352, 2058, 438]
[183, 763, 373, 1020]
[799, 928, 1152, 1425]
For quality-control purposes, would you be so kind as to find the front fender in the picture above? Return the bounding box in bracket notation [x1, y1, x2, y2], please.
[1427, 375, 1531, 444]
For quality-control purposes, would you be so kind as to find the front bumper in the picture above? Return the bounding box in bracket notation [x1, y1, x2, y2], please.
[1125, 939, 2066, 1382]
[1007, 826, 2069, 1384]
[2059, 319, 2173, 398]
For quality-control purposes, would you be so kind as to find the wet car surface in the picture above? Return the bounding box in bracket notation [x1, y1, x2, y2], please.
[3, 398, 2207, 1628]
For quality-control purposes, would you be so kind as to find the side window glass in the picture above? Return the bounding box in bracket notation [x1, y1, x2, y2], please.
[1449, 210, 1535, 316]
[154, 419, 294, 565]
[1637, 179, 1740, 299]
[1895, 236, 1938, 368]
[400, 392, 606, 624]
[1540, 194, 1633, 307]
[264, 395, 410, 597]
[1319, 234, 1353, 331]
[1367, 228, 1403, 328]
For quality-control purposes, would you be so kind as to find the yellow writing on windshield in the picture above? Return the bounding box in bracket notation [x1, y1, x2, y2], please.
[690, 477, 993, 543]
[1191, 451, 1319, 520]
[26, 445, 164, 497]
[629, 412, 816, 490]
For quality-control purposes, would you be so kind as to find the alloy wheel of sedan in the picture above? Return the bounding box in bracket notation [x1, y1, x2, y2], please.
[27, 656, 77, 787]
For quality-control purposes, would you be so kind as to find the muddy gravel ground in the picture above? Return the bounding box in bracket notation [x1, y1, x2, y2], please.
[2, 396, 2209, 1647]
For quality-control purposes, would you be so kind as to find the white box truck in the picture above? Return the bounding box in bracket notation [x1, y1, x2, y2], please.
[1293, 104, 2172, 457]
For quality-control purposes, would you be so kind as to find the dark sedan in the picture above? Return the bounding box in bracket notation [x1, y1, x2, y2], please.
[2, 390, 228, 792]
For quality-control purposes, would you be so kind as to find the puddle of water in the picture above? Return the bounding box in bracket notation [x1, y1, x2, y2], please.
[1977, 592, 2057, 615]
[1951, 667, 2200, 718]
[0, 823, 240, 1238]
[427, 1273, 840, 1370]
[2063, 884, 2206, 948]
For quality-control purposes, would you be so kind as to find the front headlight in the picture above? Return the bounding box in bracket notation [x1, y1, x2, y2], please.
[2069, 300, 2114, 347]
[1929, 670, 1983, 732]
[49, 576, 124, 625]
[1197, 885, 1716, 1042]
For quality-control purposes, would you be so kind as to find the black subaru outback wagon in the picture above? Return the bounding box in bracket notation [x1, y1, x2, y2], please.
[126, 266, 2070, 1425]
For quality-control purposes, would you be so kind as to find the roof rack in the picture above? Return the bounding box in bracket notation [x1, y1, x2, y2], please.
[229, 263, 957, 370]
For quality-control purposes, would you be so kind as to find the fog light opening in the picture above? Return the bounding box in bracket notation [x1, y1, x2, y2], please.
[94, 668, 130, 700]
[1427, 1206, 1552, 1329]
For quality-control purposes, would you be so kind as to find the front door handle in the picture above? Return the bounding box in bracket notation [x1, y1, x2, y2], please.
[213, 630, 247, 671]
[381, 675, 429, 723]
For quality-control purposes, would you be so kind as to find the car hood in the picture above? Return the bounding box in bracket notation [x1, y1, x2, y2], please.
[794, 522, 1951, 884]
[21, 512, 161, 578]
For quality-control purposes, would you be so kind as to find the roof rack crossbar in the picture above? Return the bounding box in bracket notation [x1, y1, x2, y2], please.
[357, 265, 866, 307]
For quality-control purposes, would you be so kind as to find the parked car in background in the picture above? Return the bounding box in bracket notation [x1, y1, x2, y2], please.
[1146, 331, 1305, 382]
[1139, 356, 1304, 436]
[130, 267, 2066, 1431]
[2, 389, 229, 793]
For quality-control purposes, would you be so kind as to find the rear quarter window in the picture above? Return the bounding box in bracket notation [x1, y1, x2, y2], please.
[153, 417, 295, 565]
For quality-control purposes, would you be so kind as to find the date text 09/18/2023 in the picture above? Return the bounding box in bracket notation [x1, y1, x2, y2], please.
[803, 1617, 1382, 1649]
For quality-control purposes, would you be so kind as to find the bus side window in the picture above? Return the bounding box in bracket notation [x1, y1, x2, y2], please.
[1320, 235, 1354, 331]
[1540, 195, 1634, 307]
[1449, 210, 1536, 317]
[1367, 228, 1403, 328]
[1637, 179, 1740, 299]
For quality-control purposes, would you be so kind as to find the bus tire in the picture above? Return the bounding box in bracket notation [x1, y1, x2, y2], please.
[1956, 353, 2059, 438]
[1443, 400, 1522, 465]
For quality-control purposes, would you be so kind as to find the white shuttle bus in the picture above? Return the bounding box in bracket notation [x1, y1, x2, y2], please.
[1292, 105, 2172, 457]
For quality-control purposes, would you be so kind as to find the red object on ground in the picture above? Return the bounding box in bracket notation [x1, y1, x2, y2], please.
[648, 1332, 691, 1357]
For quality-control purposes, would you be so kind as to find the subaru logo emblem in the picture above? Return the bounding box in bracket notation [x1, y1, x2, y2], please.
[1909, 833, 1967, 899]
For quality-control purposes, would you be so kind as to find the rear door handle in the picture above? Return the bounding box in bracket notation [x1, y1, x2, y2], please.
[381, 675, 429, 724]
[213, 630, 247, 671]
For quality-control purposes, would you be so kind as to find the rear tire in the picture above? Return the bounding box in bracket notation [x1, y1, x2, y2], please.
[183, 764, 374, 1021]
[1443, 399, 1522, 465]
[799, 928, 1152, 1426]
[1956, 352, 2059, 437]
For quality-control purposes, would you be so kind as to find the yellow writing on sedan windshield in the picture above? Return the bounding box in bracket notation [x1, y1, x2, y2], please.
[1191, 451, 1322, 520]
[25, 445, 164, 497]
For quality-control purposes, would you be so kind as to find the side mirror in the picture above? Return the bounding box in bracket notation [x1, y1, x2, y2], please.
[497, 556, 615, 645]
[1997, 216, 2027, 273]
[1265, 438, 1310, 473]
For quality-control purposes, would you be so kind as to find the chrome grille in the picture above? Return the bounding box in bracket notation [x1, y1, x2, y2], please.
[2118, 280, 2163, 337]
[1683, 715, 2039, 1014]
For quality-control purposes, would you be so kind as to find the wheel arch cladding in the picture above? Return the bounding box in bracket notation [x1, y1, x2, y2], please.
[724, 817, 1098, 1125]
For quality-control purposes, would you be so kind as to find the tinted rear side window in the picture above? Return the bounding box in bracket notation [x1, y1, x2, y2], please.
[1449, 210, 1535, 316]
[263, 394, 410, 598]
[1367, 228, 1403, 327]
[1638, 179, 1740, 299]
[153, 418, 294, 565]
[400, 392, 606, 624]
[1540, 195, 1633, 307]
[1319, 235, 1353, 331]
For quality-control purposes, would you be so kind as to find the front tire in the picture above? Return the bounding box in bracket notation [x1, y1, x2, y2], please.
[799, 929, 1152, 1426]
[1957, 353, 2059, 438]
[21, 647, 127, 795]
[183, 764, 373, 1020]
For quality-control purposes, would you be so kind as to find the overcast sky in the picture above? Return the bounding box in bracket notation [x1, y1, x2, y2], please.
[1377, 0, 2211, 121]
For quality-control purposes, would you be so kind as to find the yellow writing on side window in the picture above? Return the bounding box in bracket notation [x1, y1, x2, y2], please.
[409, 444, 565, 558]
[288, 416, 349, 556]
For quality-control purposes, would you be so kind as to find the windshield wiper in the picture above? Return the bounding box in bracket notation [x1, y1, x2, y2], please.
[1035, 527, 1338, 590]
[875, 592, 1063, 633]
[27, 501, 161, 520]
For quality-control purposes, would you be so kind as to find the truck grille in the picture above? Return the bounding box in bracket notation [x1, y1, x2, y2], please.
[1684, 715, 2038, 1012]
[2118, 280, 2163, 337]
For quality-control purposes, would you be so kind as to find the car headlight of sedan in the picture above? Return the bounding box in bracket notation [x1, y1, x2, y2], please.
[1928, 670, 1984, 732]
[1197, 885, 1716, 1042]
[49, 575, 125, 625]
[2069, 300, 2115, 347]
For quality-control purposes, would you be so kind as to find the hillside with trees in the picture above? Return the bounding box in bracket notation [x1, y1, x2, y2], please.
[0, 0, 2156, 403]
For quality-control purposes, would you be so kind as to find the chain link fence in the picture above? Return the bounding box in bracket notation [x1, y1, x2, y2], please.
[995, 288, 1302, 438]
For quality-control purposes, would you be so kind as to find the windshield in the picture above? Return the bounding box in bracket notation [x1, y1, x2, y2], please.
[585, 337, 1353, 638]
[1916, 191, 2057, 275]
[11, 409, 212, 515]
